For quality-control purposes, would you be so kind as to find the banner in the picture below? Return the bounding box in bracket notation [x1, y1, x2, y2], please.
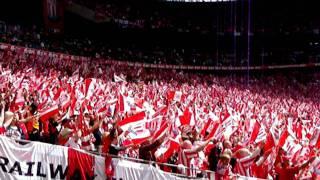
[112, 159, 206, 180]
[0, 136, 264, 180]
[0, 136, 105, 180]
[0, 136, 205, 180]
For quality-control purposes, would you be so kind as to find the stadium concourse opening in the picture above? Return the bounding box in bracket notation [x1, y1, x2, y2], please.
[0, 0, 320, 179]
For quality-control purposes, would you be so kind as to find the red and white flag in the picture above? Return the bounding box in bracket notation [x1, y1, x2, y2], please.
[84, 78, 96, 99]
[249, 120, 267, 144]
[167, 91, 183, 103]
[39, 103, 59, 121]
[278, 130, 302, 157]
[155, 138, 180, 163]
[125, 125, 152, 145]
[235, 153, 259, 177]
[176, 107, 195, 127]
[309, 126, 320, 148]
[113, 74, 126, 82]
[118, 111, 146, 131]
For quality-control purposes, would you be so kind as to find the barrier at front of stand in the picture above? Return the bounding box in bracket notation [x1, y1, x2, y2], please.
[0, 136, 265, 180]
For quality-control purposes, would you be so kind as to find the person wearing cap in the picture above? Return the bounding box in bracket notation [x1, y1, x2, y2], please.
[216, 151, 232, 178]
[5, 113, 24, 140]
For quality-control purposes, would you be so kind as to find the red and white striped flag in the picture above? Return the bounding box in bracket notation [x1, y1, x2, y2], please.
[155, 138, 180, 163]
[309, 126, 320, 148]
[179, 149, 199, 177]
[118, 111, 146, 131]
[151, 119, 169, 141]
[249, 120, 267, 144]
[84, 78, 96, 99]
[278, 130, 302, 157]
[113, 73, 126, 82]
[235, 153, 259, 177]
[39, 103, 59, 121]
[167, 90, 183, 103]
[126, 125, 152, 145]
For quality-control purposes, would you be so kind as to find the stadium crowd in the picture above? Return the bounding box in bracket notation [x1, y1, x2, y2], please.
[0, 22, 217, 66]
[70, 0, 208, 32]
[2, 21, 320, 68]
[0, 44, 320, 179]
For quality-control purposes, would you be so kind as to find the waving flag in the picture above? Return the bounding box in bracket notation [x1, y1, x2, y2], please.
[39, 103, 59, 121]
[114, 74, 126, 82]
[249, 120, 267, 144]
[118, 111, 146, 131]
[126, 125, 151, 145]
[278, 130, 302, 157]
[310, 127, 320, 148]
[84, 78, 96, 99]
[167, 91, 183, 103]
[155, 138, 180, 163]
[176, 107, 195, 127]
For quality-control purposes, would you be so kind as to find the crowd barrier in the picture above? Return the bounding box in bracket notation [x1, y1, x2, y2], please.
[0, 43, 319, 71]
[0, 136, 265, 180]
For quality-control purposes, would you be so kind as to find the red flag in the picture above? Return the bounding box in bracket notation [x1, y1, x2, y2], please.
[179, 108, 192, 125]
[264, 132, 275, 153]
[67, 148, 94, 179]
[152, 121, 169, 140]
[84, 78, 95, 99]
[152, 106, 168, 118]
[278, 130, 289, 148]
[205, 122, 220, 140]
[200, 119, 213, 137]
[115, 93, 125, 114]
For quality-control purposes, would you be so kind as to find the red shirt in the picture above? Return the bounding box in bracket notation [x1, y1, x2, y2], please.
[252, 162, 268, 179]
[0, 126, 5, 135]
[102, 135, 112, 154]
[275, 165, 300, 180]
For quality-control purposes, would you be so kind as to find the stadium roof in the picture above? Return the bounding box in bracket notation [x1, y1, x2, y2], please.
[163, 0, 236, 2]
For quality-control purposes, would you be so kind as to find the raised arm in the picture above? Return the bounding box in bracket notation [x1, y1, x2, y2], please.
[18, 113, 39, 123]
[186, 138, 211, 154]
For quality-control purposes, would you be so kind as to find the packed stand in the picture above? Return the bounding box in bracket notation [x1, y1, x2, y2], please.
[70, 0, 210, 32]
[0, 22, 218, 66]
[0, 45, 320, 179]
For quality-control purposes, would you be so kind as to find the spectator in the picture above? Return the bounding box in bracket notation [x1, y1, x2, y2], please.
[275, 156, 316, 180]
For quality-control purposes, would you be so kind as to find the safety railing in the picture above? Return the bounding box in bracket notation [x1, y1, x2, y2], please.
[2, 136, 266, 180]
